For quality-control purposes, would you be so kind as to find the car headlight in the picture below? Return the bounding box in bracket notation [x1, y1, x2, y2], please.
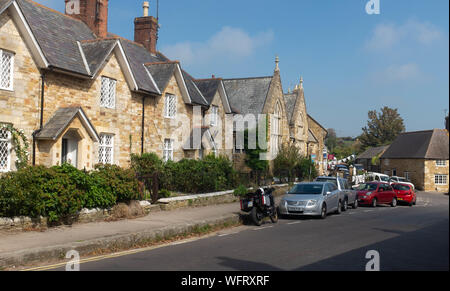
[307, 200, 318, 207]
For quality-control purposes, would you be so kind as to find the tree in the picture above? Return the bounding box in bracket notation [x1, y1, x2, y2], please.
[244, 128, 269, 185]
[359, 107, 405, 149]
[325, 128, 337, 152]
[273, 144, 303, 182]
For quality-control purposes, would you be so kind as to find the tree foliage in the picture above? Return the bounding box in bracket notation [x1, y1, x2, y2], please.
[359, 107, 405, 149]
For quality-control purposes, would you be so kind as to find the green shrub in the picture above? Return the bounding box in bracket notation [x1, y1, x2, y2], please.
[93, 164, 142, 203]
[233, 185, 249, 198]
[159, 189, 172, 198]
[0, 165, 87, 223]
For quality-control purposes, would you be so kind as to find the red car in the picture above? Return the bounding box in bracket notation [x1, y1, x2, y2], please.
[357, 182, 398, 207]
[392, 183, 417, 206]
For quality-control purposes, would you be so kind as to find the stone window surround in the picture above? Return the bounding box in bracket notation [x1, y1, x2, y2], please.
[0, 126, 11, 172]
[0, 49, 14, 91]
[435, 174, 448, 185]
[98, 133, 114, 165]
[164, 93, 177, 119]
[100, 76, 117, 109]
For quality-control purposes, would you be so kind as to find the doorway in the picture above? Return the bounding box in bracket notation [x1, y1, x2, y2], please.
[61, 130, 80, 168]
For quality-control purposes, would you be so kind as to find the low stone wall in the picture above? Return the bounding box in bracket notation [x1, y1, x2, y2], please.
[0, 184, 289, 232]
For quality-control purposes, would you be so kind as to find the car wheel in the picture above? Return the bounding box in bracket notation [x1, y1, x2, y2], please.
[342, 199, 348, 212]
[320, 204, 327, 219]
[353, 199, 359, 209]
[391, 198, 398, 208]
[336, 201, 342, 214]
[372, 198, 377, 208]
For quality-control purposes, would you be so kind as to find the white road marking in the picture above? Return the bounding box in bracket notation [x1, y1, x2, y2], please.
[287, 221, 302, 225]
[253, 226, 274, 231]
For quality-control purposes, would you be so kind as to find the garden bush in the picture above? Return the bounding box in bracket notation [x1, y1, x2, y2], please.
[0, 164, 142, 223]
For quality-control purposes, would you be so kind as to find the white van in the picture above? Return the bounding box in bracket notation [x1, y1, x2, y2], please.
[366, 172, 390, 183]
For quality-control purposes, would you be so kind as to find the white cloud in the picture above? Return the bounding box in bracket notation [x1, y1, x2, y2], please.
[161, 26, 274, 66]
[365, 20, 442, 51]
[385, 63, 420, 81]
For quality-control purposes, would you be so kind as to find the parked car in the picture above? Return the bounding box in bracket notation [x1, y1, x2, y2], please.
[278, 182, 343, 219]
[366, 172, 390, 183]
[392, 183, 417, 206]
[389, 176, 415, 190]
[357, 182, 398, 207]
[315, 176, 358, 210]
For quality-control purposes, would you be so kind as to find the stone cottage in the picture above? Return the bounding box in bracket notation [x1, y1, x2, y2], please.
[0, 0, 215, 172]
[380, 129, 449, 192]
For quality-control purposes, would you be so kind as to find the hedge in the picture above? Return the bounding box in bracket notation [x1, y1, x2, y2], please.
[0, 164, 140, 223]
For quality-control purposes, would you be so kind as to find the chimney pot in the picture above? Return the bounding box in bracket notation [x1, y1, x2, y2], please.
[143, 1, 150, 17]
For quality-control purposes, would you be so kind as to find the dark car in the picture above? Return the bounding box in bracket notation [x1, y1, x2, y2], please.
[357, 182, 398, 207]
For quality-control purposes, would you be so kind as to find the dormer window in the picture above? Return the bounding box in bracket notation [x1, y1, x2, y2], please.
[164, 94, 177, 118]
[0, 49, 14, 91]
[100, 77, 116, 109]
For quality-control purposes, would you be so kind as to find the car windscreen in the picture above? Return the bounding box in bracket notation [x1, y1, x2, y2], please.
[315, 178, 338, 187]
[289, 184, 324, 195]
[380, 176, 389, 182]
[357, 183, 378, 191]
[398, 178, 407, 182]
[393, 184, 410, 191]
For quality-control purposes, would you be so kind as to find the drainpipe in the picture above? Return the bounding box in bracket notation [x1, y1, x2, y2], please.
[141, 96, 145, 155]
[32, 72, 46, 166]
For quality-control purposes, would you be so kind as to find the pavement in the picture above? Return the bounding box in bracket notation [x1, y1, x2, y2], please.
[38, 192, 449, 271]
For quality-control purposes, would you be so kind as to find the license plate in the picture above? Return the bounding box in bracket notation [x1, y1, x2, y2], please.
[398, 198, 403, 201]
[288, 207, 304, 212]
[247, 201, 253, 207]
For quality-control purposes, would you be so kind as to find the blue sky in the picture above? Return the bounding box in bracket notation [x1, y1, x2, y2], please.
[42, 0, 449, 137]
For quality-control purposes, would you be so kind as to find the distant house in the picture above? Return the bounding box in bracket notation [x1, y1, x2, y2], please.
[380, 129, 449, 192]
[356, 145, 390, 173]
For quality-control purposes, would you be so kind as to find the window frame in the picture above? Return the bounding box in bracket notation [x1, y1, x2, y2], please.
[164, 139, 174, 162]
[0, 49, 14, 91]
[98, 133, 114, 165]
[436, 160, 447, 167]
[210, 106, 219, 126]
[0, 127, 11, 173]
[100, 76, 117, 109]
[164, 94, 177, 119]
[435, 174, 448, 185]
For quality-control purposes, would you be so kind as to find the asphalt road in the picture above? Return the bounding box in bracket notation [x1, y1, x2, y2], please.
[50, 192, 449, 271]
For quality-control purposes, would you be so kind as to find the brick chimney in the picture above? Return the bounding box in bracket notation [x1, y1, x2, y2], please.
[134, 1, 159, 54]
[65, 0, 109, 38]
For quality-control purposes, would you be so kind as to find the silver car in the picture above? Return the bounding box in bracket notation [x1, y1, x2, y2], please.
[278, 182, 343, 219]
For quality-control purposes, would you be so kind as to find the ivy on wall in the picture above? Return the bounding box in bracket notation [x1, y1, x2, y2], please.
[0, 123, 30, 170]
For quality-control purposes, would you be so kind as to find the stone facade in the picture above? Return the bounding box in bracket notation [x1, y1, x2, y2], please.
[381, 158, 449, 192]
[308, 115, 328, 175]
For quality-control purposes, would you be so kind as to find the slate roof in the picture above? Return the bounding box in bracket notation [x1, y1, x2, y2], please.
[356, 145, 390, 160]
[145, 62, 178, 93]
[223, 77, 273, 116]
[17, 0, 96, 76]
[1, 0, 210, 102]
[195, 79, 221, 105]
[35, 107, 99, 141]
[81, 39, 117, 75]
[381, 129, 449, 160]
[181, 70, 209, 106]
[284, 92, 297, 124]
